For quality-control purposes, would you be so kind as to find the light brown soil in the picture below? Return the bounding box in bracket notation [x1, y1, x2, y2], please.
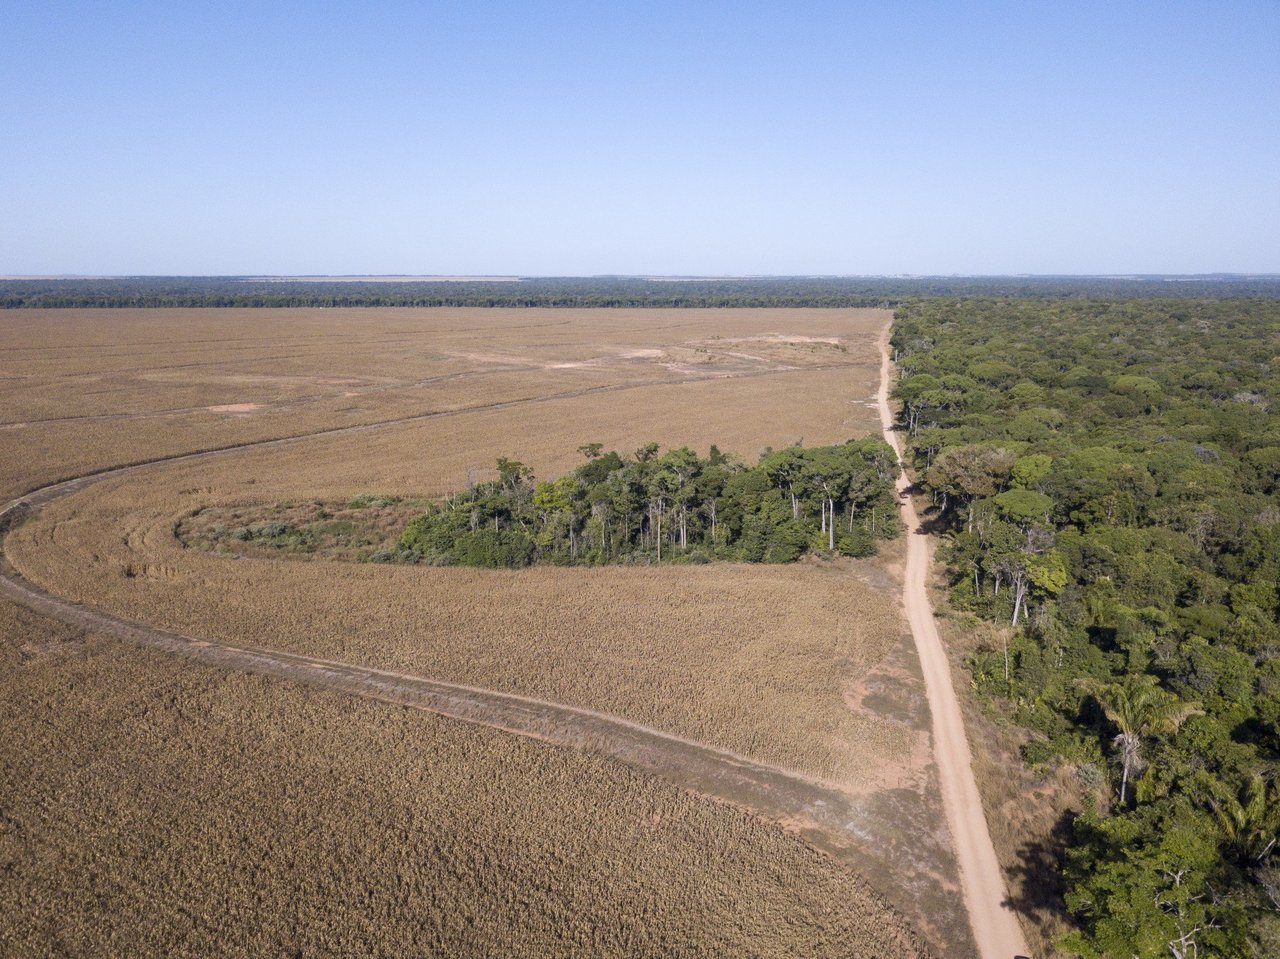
[0, 306, 887, 498]
[875, 327, 1031, 959]
[0, 362, 971, 952]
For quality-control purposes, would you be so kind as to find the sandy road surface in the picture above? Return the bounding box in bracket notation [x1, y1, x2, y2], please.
[876, 326, 1031, 959]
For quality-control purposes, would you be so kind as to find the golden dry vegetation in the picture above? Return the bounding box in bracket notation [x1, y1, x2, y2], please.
[176, 497, 427, 561]
[0, 598, 929, 959]
[0, 307, 886, 498]
[1, 306, 963, 954]
[14, 477, 915, 786]
[5, 307, 914, 789]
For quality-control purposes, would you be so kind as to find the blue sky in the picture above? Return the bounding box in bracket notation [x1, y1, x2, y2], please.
[2, 1, 1277, 275]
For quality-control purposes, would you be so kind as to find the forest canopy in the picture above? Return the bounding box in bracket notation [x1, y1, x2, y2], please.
[892, 298, 1280, 957]
[395, 439, 899, 568]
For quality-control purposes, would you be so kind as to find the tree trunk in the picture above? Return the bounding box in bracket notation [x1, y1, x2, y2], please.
[1011, 573, 1028, 627]
[828, 498, 835, 551]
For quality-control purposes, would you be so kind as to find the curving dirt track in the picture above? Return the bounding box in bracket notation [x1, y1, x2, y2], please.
[0, 317, 1019, 957]
[876, 327, 1031, 959]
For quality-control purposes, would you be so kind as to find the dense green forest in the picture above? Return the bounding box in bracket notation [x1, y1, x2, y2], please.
[892, 299, 1280, 957]
[4, 274, 1279, 309]
[395, 440, 899, 567]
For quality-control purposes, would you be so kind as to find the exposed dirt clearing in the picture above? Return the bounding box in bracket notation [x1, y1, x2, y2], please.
[0, 600, 930, 958]
[8, 364, 905, 788]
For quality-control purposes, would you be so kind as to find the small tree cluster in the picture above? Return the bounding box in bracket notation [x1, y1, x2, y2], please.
[398, 440, 899, 568]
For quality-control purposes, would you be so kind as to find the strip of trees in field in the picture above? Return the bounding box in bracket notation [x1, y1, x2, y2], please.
[395, 440, 899, 568]
[893, 297, 1280, 958]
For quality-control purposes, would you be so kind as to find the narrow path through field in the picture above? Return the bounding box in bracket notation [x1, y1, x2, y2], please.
[876, 325, 1031, 959]
[0, 325, 1003, 956]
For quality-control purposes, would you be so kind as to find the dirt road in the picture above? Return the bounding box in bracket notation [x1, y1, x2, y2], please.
[876, 325, 1031, 959]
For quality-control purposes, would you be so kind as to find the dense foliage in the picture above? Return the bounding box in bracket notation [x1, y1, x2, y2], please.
[397, 440, 899, 567]
[5, 274, 1279, 309]
[892, 298, 1280, 957]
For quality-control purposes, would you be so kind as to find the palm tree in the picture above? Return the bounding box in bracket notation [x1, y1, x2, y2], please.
[1196, 772, 1280, 862]
[1078, 674, 1201, 806]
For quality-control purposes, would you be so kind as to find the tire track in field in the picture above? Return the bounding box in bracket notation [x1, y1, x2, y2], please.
[0, 340, 971, 957]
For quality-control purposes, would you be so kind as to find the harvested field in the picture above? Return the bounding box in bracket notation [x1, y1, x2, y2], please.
[8, 400, 915, 791]
[0, 307, 972, 954]
[0, 599, 930, 959]
[0, 307, 887, 498]
[5, 306, 910, 787]
[15, 491, 914, 787]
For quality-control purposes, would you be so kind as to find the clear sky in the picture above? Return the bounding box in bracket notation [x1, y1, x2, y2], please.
[2, 1, 1277, 276]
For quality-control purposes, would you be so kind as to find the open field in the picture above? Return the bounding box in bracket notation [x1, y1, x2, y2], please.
[12, 480, 914, 788]
[0, 307, 976, 954]
[6, 308, 914, 790]
[0, 598, 930, 959]
[3, 307, 906, 787]
[0, 307, 885, 497]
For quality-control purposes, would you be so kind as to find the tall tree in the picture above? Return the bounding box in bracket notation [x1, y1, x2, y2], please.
[1078, 675, 1201, 805]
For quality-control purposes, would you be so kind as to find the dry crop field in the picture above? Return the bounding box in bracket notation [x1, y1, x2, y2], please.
[1, 307, 964, 955]
[0, 599, 929, 959]
[0, 307, 883, 498]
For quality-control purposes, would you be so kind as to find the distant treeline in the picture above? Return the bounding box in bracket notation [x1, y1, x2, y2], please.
[394, 440, 899, 568]
[5, 275, 1280, 308]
